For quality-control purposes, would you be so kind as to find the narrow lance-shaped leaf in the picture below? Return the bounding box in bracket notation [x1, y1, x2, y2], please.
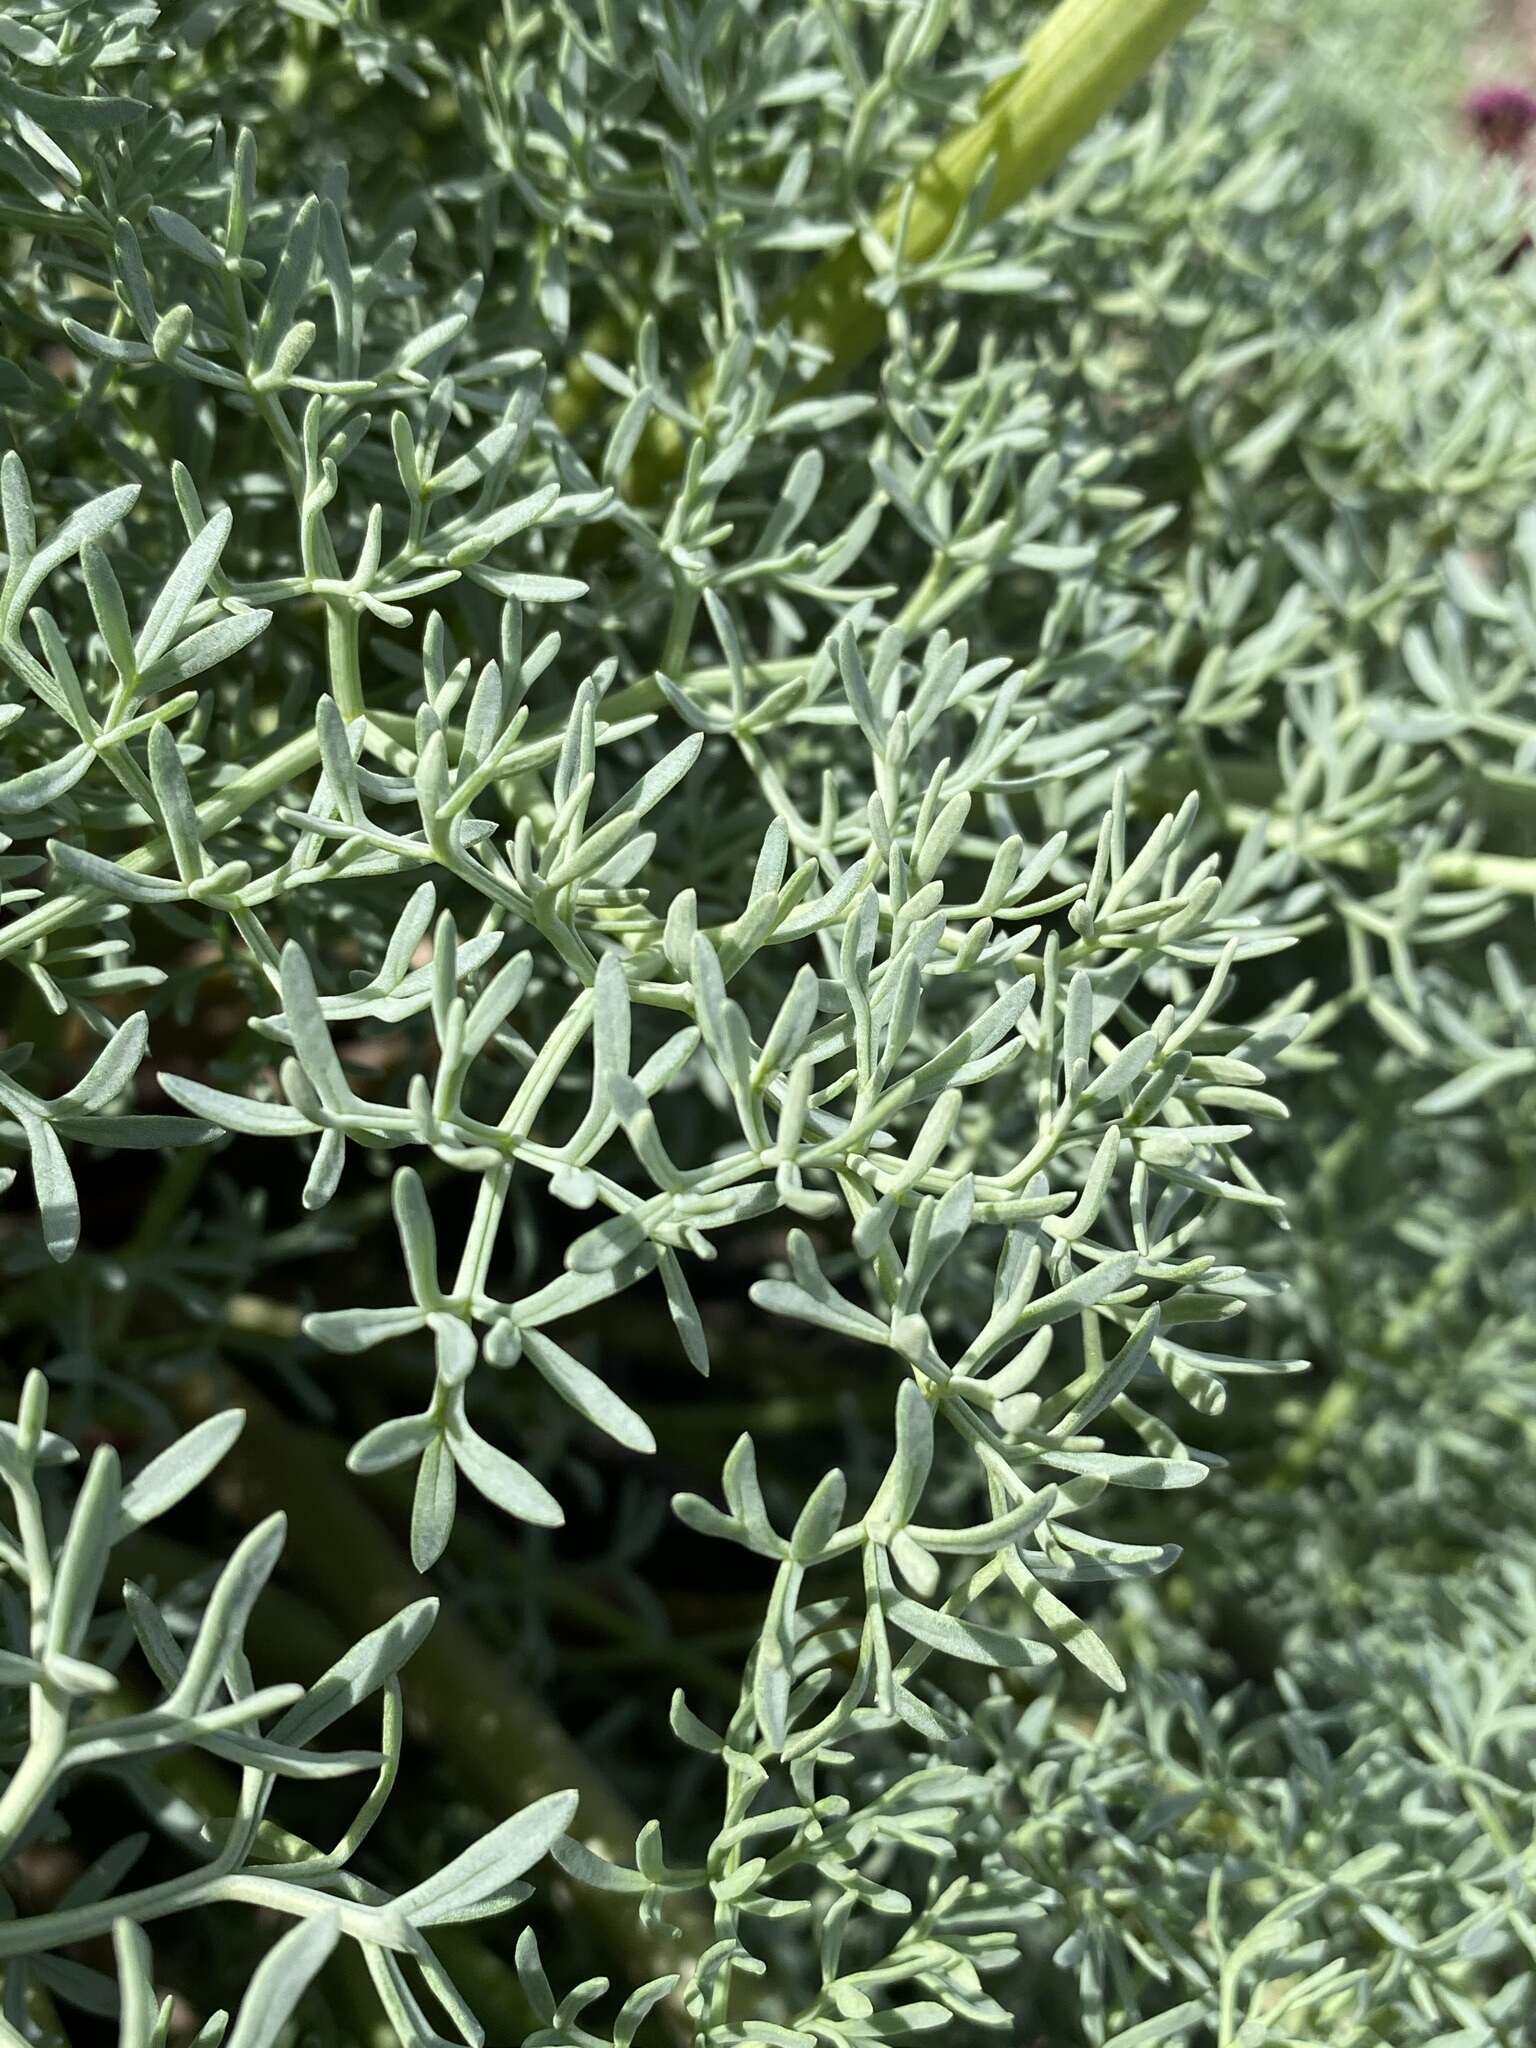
[394, 1790, 578, 1927]
[224, 1913, 341, 2048]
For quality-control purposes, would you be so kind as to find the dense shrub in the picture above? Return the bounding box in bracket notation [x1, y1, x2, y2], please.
[0, 1, 1531, 2043]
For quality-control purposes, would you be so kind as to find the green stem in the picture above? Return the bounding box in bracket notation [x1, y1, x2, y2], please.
[326, 604, 365, 723]
[0, 1455, 68, 1864]
[1226, 802, 1536, 897]
[773, 0, 1211, 388]
[592, 0, 1212, 510]
[0, 726, 320, 965]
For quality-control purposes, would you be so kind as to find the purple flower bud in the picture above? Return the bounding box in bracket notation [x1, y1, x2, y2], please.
[1466, 84, 1536, 157]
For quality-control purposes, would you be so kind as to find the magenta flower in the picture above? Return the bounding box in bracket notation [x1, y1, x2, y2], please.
[1466, 84, 1536, 158]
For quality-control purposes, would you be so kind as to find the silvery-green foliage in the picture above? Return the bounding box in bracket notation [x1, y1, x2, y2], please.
[0, 1371, 573, 2041]
[965, 1548, 1536, 2047]
[0, 0, 1532, 2041]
